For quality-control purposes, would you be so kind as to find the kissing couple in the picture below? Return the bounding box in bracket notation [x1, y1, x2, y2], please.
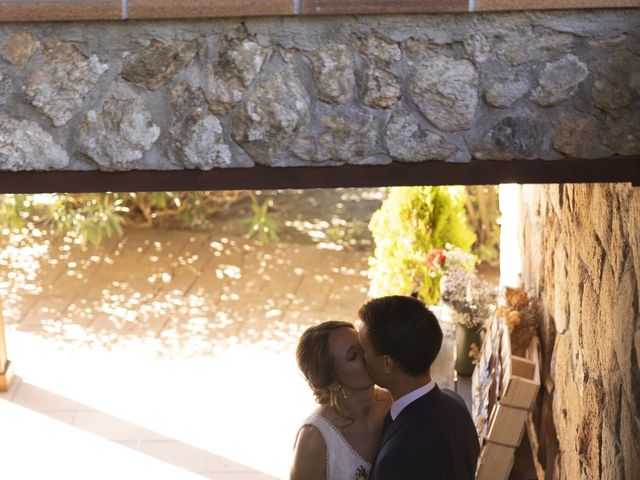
[290, 295, 480, 480]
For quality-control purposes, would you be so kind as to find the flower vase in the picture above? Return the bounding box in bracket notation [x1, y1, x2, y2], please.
[455, 323, 482, 376]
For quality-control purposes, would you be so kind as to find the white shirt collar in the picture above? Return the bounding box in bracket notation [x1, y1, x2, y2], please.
[390, 380, 436, 420]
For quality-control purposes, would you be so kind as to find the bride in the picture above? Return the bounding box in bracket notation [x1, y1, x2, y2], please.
[290, 321, 392, 480]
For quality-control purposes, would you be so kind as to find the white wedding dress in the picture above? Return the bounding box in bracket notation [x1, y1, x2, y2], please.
[299, 410, 371, 480]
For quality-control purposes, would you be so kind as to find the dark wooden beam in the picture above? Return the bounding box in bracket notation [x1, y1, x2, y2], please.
[0, 157, 638, 193]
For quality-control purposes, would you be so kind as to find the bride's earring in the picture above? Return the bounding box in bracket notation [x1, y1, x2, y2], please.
[331, 383, 348, 400]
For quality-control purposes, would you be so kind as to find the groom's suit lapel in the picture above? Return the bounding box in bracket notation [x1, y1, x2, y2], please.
[378, 407, 411, 449]
[378, 385, 440, 450]
[370, 386, 441, 479]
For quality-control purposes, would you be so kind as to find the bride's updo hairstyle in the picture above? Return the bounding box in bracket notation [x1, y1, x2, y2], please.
[296, 321, 355, 406]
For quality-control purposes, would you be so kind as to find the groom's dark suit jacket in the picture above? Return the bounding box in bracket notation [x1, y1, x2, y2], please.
[369, 385, 480, 480]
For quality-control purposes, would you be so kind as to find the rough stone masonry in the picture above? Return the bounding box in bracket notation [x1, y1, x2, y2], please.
[520, 183, 640, 480]
[0, 10, 639, 171]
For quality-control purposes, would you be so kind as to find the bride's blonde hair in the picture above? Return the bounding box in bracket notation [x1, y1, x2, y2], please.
[296, 321, 355, 408]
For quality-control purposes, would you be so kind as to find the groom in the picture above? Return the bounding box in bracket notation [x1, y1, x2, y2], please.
[358, 295, 480, 479]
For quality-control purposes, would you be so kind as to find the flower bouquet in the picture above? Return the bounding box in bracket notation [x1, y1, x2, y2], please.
[433, 248, 497, 374]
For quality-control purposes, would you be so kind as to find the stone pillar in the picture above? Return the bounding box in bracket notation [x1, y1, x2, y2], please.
[518, 183, 640, 479]
[0, 300, 14, 391]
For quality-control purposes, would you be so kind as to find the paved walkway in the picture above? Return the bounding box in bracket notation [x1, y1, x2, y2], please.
[0, 226, 454, 479]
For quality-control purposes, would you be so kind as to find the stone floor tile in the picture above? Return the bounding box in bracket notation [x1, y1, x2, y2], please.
[288, 275, 333, 311]
[44, 410, 76, 424]
[324, 284, 370, 316]
[269, 244, 345, 274]
[123, 309, 169, 338]
[85, 309, 130, 337]
[128, 259, 177, 277]
[157, 305, 246, 353]
[109, 232, 153, 262]
[279, 309, 337, 331]
[148, 230, 206, 256]
[172, 237, 215, 271]
[26, 259, 67, 296]
[47, 266, 101, 296]
[185, 243, 222, 268]
[18, 295, 73, 330]
[1, 293, 39, 324]
[117, 440, 140, 450]
[217, 277, 270, 302]
[206, 452, 270, 473]
[254, 265, 305, 294]
[158, 266, 200, 295]
[238, 310, 294, 345]
[138, 236, 193, 271]
[85, 271, 163, 298]
[64, 303, 108, 329]
[203, 236, 251, 266]
[206, 457, 258, 473]
[10, 382, 84, 413]
[138, 428, 172, 442]
[187, 252, 254, 299]
[330, 257, 370, 279]
[73, 411, 142, 441]
[138, 440, 210, 472]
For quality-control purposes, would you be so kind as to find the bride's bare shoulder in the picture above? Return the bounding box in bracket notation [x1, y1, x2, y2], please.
[291, 425, 326, 480]
[375, 387, 393, 407]
[295, 424, 325, 452]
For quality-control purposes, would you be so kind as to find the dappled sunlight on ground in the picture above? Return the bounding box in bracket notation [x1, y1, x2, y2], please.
[0, 223, 373, 478]
[1, 228, 369, 358]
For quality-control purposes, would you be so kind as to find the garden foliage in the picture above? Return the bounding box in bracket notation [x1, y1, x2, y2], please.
[368, 186, 477, 305]
[0, 191, 276, 247]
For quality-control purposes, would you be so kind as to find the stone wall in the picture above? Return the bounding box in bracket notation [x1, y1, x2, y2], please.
[519, 183, 640, 479]
[0, 9, 639, 172]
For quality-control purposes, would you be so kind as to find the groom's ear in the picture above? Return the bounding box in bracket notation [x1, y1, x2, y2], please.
[383, 355, 394, 374]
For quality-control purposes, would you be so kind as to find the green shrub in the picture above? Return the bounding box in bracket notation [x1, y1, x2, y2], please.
[0, 191, 278, 248]
[368, 186, 477, 305]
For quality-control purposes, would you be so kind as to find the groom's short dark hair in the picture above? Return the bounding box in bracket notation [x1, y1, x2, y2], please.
[358, 295, 443, 377]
